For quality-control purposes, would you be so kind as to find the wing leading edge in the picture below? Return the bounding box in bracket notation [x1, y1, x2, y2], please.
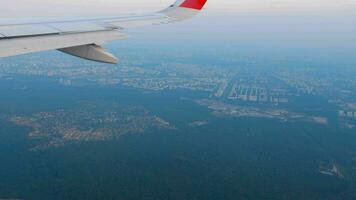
[0, 0, 207, 64]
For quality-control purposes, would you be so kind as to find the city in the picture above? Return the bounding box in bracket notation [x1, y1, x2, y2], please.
[1, 52, 355, 131]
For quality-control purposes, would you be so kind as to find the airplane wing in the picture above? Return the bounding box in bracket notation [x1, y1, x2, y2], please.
[0, 0, 207, 64]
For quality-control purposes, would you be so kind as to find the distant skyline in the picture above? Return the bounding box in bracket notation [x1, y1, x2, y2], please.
[1, 0, 356, 18]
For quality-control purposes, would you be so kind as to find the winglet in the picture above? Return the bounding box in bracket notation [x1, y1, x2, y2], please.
[161, 0, 207, 20]
[179, 0, 207, 10]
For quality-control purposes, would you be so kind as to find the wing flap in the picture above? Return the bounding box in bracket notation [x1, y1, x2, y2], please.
[0, 30, 126, 58]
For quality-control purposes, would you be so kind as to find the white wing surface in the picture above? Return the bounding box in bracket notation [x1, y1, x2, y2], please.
[0, 0, 207, 63]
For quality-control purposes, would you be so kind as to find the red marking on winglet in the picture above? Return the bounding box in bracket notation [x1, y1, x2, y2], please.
[180, 0, 207, 10]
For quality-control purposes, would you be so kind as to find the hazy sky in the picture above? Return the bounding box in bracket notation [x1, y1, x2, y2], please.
[1, 0, 355, 58]
[1, 0, 356, 17]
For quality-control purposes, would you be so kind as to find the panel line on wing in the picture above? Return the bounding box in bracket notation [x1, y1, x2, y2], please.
[0, 24, 59, 38]
[0, 14, 165, 27]
[48, 22, 108, 33]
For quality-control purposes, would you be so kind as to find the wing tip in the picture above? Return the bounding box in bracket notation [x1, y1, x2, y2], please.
[178, 0, 208, 11]
[161, 0, 207, 20]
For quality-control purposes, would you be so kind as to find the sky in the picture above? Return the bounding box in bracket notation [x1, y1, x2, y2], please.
[1, 0, 356, 17]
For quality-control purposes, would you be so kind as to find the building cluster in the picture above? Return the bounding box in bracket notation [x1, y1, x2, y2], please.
[122, 78, 220, 92]
[339, 110, 356, 120]
[227, 84, 289, 104]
